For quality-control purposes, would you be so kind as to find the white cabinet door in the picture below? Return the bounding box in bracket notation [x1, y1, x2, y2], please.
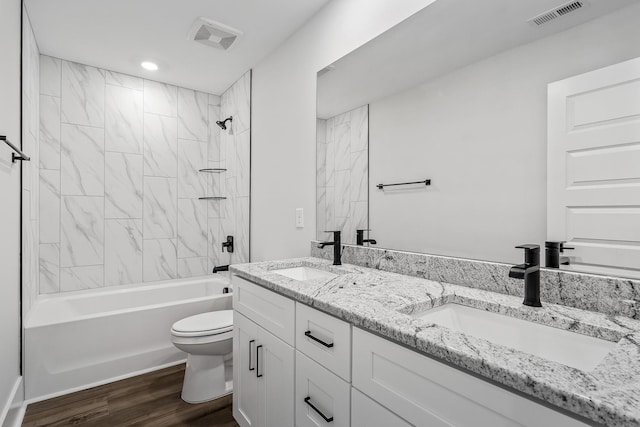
[234, 312, 261, 427]
[351, 388, 411, 427]
[295, 351, 350, 427]
[257, 319, 295, 427]
[234, 311, 295, 427]
[548, 56, 640, 278]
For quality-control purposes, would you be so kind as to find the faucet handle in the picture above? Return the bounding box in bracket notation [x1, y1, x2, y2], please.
[323, 230, 341, 238]
[515, 244, 540, 251]
[545, 241, 574, 252]
[560, 242, 574, 252]
[515, 244, 540, 266]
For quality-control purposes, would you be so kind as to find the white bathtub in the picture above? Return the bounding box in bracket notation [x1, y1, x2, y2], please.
[24, 275, 232, 401]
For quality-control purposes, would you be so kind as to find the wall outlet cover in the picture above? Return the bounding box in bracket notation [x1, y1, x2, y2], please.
[296, 208, 304, 228]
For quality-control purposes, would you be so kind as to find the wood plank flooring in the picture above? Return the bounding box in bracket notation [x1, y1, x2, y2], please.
[22, 364, 239, 427]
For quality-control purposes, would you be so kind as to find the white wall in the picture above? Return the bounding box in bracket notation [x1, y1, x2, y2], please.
[251, 0, 437, 261]
[0, 0, 24, 422]
[369, 3, 640, 264]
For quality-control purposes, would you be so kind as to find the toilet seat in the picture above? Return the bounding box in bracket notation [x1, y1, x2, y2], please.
[171, 310, 233, 338]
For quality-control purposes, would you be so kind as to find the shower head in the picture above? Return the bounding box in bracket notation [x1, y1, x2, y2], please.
[216, 116, 233, 130]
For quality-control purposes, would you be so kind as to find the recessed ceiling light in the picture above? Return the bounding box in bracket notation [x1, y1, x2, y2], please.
[141, 61, 158, 71]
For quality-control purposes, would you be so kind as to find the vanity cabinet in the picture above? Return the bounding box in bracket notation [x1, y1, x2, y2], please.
[233, 277, 295, 427]
[232, 274, 589, 427]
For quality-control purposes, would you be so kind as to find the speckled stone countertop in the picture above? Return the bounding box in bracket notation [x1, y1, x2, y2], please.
[230, 257, 640, 427]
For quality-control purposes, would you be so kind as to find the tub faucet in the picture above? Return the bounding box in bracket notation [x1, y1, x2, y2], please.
[356, 229, 377, 246]
[509, 244, 542, 307]
[317, 231, 342, 265]
[213, 265, 229, 273]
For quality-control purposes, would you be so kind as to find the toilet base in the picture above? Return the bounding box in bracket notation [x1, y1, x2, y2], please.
[181, 354, 233, 404]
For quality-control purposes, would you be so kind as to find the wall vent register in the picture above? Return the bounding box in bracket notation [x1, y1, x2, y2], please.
[528, 1, 585, 26]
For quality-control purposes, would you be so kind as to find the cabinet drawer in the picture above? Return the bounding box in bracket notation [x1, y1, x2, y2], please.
[232, 275, 295, 345]
[351, 388, 411, 427]
[295, 351, 350, 427]
[295, 303, 351, 381]
[352, 328, 589, 427]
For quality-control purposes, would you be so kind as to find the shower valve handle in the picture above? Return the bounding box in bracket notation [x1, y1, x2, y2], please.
[222, 235, 234, 253]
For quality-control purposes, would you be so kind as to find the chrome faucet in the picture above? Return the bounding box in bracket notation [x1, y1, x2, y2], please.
[509, 244, 542, 307]
[317, 231, 342, 265]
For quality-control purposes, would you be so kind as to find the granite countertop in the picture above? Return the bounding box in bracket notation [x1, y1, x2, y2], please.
[230, 257, 640, 427]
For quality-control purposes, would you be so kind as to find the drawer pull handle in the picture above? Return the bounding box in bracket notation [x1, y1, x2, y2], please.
[304, 396, 334, 422]
[249, 340, 255, 371]
[256, 345, 263, 378]
[304, 330, 334, 348]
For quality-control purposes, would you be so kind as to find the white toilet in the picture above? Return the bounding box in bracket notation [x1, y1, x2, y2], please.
[171, 310, 234, 404]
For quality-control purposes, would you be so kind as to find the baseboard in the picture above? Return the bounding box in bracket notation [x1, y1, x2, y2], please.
[1, 378, 24, 427]
[1, 404, 26, 427]
[25, 358, 186, 405]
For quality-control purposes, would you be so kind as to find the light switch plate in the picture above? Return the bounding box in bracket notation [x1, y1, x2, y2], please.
[296, 208, 304, 228]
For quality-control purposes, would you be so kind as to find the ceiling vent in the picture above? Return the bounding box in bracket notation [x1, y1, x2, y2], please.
[187, 17, 243, 50]
[528, 1, 585, 26]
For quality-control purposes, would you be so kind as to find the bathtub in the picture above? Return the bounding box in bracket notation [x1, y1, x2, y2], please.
[24, 275, 232, 401]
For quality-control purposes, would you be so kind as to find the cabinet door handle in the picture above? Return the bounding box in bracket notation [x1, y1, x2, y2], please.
[305, 330, 334, 348]
[256, 345, 263, 378]
[304, 396, 334, 422]
[249, 340, 255, 371]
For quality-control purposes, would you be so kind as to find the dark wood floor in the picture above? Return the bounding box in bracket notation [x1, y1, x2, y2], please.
[22, 364, 239, 427]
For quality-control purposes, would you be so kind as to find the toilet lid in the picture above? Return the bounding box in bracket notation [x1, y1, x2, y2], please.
[171, 310, 233, 335]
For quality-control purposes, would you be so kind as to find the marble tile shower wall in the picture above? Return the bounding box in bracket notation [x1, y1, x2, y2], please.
[22, 7, 40, 314]
[38, 56, 250, 293]
[316, 105, 368, 245]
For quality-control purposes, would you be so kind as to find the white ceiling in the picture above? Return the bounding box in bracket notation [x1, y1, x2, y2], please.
[25, 0, 330, 95]
[317, 0, 640, 118]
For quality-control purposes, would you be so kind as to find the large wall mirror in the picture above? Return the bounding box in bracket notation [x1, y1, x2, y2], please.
[316, 0, 640, 278]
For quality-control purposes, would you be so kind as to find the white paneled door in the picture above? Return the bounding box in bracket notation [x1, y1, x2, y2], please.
[548, 57, 640, 278]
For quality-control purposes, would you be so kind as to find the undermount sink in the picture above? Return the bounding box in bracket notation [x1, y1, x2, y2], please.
[272, 266, 337, 281]
[413, 304, 616, 371]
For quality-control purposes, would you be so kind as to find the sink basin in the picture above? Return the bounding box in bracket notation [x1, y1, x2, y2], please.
[413, 304, 616, 371]
[272, 266, 337, 281]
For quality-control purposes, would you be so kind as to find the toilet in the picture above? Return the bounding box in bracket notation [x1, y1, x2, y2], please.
[171, 310, 234, 404]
